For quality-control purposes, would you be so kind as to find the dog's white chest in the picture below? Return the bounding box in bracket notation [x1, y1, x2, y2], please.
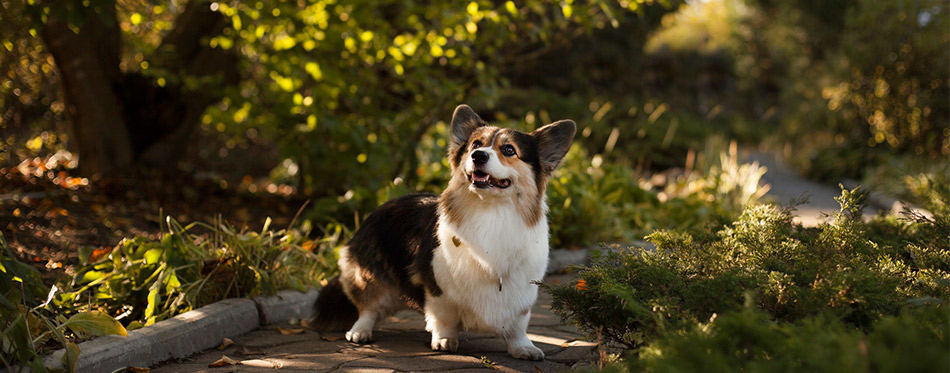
[431, 207, 549, 331]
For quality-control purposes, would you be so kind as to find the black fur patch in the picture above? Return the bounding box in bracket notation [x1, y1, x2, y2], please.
[312, 276, 359, 332]
[344, 193, 443, 307]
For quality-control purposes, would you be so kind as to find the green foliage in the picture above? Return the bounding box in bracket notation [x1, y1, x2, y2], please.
[737, 0, 948, 181]
[627, 303, 949, 373]
[545, 185, 950, 367]
[1, 233, 125, 372]
[59, 217, 344, 329]
[546, 140, 768, 247]
[194, 0, 663, 199]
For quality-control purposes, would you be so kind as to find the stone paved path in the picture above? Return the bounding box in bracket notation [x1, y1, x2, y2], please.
[152, 275, 597, 372]
[744, 150, 878, 226]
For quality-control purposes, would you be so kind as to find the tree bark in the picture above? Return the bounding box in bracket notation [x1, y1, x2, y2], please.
[41, 0, 238, 176]
[42, 4, 133, 176]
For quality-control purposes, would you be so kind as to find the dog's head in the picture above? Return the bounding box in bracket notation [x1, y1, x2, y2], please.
[443, 104, 575, 223]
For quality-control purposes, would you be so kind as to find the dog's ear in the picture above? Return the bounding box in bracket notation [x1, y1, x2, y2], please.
[532, 120, 576, 174]
[450, 104, 486, 149]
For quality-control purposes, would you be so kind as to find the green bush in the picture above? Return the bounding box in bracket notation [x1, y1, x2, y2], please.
[545, 185, 950, 367]
[628, 303, 948, 373]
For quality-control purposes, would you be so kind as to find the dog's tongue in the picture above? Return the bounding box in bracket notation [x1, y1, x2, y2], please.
[473, 171, 490, 183]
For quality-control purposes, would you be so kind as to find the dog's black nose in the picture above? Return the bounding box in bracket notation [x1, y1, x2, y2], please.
[472, 150, 489, 165]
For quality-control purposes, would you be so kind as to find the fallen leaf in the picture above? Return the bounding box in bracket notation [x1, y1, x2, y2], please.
[217, 337, 236, 350]
[277, 327, 305, 335]
[320, 335, 345, 341]
[288, 317, 300, 325]
[125, 367, 151, 372]
[299, 318, 312, 328]
[208, 355, 240, 368]
[88, 246, 112, 263]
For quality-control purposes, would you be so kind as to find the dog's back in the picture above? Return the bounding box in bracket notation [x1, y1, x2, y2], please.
[312, 193, 442, 332]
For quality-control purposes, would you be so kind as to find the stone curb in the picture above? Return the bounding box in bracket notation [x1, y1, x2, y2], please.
[43, 289, 318, 373]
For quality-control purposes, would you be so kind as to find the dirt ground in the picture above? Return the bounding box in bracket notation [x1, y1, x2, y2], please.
[0, 155, 308, 285]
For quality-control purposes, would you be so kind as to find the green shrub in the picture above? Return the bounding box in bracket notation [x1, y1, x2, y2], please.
[545, 185, 950, 367]
[628, 303, 949, 373]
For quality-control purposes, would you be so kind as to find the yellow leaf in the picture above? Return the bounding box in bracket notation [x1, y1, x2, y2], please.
[505, 1, 517, 15]
[218, 337, 236, 350]
[130, 13, 142, 26]
[305, 62, 323, 81]
[562, 4, 573, 18]
[359, 30, 374, 42]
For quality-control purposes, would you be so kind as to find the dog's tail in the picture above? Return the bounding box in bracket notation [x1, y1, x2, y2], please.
[311, 276, 359, 332]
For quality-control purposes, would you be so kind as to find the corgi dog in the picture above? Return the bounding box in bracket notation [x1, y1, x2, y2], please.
[313, 104, 576, 360]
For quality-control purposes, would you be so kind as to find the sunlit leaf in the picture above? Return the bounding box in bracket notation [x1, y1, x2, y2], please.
[66, 311, 128, 337]
[144, 248, 163, 265]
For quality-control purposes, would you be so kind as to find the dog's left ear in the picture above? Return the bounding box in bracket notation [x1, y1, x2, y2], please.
[532, 120, 576, 174]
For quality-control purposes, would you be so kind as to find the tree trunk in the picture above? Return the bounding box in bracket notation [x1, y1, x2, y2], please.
[42, 0, 238, 177]
[42, 4, 133, 176]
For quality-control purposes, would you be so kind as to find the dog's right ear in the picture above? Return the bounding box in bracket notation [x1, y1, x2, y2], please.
[450, 104, 486, 149]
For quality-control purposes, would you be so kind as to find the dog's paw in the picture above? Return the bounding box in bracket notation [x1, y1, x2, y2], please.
[345, 329, 374, 344]
[509, 344, 544, 361]
[431, 337, 459, 352]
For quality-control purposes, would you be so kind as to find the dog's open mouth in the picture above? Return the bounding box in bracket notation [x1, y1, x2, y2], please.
[470, 171, 511, 189]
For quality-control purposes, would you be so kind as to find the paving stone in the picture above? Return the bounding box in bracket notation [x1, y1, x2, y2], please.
[528, 325, 587, 343]
[342, 353, 486, 371]
[238, 328, 321, 348]
[333, 368, 394, 373]
[473, 352, 573, 373]
[546, 341, 598, 364]
[376, 309, 427, 330]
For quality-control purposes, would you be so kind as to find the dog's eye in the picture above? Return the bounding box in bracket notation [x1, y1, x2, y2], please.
[471, 140, 482, 149]
[500, 144, 516, 157]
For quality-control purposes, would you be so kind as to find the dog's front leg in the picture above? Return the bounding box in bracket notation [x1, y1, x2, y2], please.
[345, 309, 378, 343]
[424, 297, 460, 352]
[503, 311, 544, 361]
